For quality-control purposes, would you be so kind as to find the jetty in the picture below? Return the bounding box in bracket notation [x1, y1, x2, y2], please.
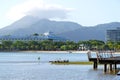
[87, 51, 120, 73]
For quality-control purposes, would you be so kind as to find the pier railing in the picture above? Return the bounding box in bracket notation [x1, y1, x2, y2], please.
[96, 51, 114, 60]
[87, 50, 114, 61]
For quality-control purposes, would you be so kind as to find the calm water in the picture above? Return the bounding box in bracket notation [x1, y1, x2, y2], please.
[0, 52, 117, 80]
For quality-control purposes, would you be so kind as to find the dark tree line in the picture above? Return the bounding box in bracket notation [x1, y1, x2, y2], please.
[0, 40, 119, 51]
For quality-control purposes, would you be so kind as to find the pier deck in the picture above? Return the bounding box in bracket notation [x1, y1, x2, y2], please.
[87, 51, 120, 73]
[99, 57, 120, 64]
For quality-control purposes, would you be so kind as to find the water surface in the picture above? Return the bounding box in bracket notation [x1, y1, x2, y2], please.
[0, 52, 117, 80]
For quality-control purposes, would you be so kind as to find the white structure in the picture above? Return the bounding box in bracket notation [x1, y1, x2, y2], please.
[0, 32, 67, 42]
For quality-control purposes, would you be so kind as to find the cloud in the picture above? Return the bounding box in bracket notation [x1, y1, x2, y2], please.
[6, 0, 72, 21]
[27, 7, 69, 19]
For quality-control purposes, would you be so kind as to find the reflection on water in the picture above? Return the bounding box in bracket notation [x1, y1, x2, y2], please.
[0, 52, 117, 80]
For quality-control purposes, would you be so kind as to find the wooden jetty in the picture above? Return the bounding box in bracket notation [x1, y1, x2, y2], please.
[87, 51, 120, 73]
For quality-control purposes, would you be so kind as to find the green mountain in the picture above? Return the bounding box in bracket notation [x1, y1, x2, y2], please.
[59, 22, 120, 41]
[0, 16, 81, 35]
[0, 16, 120, 41]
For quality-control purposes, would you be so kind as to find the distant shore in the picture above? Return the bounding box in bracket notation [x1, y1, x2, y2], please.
[1, 50, 120, 54]
[19, 50, 89, 53]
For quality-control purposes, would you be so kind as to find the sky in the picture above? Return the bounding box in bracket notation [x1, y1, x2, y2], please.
[0, 0, 120, 29]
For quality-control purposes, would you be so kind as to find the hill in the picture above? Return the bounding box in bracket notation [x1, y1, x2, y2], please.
[0, 16, 120, 41]
[0, 16, 81, 35]
[59, 22, 120, 41]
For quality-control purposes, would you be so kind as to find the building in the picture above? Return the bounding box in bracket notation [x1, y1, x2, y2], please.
[0, 32, 67, 42]
[106, 27, 120, 42]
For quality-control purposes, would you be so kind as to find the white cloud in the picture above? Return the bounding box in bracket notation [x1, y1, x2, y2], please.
[6, 0, 72, 21]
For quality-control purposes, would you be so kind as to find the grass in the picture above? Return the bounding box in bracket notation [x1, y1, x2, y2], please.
[50, 61, 93, 65]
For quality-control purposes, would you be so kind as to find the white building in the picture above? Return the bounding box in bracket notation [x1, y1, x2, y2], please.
[0, 32, 67, 42]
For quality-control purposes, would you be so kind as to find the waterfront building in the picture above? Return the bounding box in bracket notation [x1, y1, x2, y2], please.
[79, 44, 88, 51]
[106, 27, 120, 42]
[0, 32, 67, 42]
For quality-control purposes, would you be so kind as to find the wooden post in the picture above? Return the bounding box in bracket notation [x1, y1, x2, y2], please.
[95, 61, 98, 69]
[93, 61, 98, 69]
[113, 63, 117, 74]
[110, 64, 112, 72]
[104, 64, 107, 73]
[114, 63, 117, 70]
[93, 62, 96, 69]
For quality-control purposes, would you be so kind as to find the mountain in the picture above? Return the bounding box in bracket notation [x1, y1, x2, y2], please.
[0, 16, 120, 42]
[0, 16, 40, 35]
[59, 22, 120, 41]
[0, 16, 82, 35]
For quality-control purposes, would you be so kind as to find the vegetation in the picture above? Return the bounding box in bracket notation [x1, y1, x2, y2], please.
[0, 39, 120, 51]
[50, 61, 93, 65]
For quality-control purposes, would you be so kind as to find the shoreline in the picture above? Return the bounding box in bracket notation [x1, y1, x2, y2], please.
[19, 50, 89, 53]
[1, 50, 120, 54]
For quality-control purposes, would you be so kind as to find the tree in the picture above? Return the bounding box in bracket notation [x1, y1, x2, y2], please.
[33, 33, 39, 36]
[12, 41, 26, 50]
[106, 40, 114, 50]
[2, 41, 13, 51]
[60, 45, 67, 50]
[89, 40, 105, 50]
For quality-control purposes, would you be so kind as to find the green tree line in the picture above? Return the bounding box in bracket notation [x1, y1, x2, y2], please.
[0, 40, 119, 51]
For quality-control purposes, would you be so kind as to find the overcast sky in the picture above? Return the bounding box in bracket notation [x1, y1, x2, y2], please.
[0, 0, 120, 28]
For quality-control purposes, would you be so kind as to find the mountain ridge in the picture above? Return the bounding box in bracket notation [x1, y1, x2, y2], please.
[0, 16, 82, 35]
[0, 16, 120, 41]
